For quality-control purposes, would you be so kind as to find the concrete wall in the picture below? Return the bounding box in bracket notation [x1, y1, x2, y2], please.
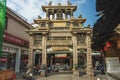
[5, 12, 30, 41]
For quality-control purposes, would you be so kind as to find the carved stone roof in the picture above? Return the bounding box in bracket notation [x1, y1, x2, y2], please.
[42, 5, 77, 12]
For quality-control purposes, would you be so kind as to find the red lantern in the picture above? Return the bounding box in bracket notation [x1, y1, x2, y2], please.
[106, 41, 111, 47]
[104, 46, 108, 51]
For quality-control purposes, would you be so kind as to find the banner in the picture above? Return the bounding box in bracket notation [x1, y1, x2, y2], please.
[0, 0, 7, 55]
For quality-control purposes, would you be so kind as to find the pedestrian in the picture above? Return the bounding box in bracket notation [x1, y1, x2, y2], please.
[95, 61, 100, 70]
[100, 64, 105, 74]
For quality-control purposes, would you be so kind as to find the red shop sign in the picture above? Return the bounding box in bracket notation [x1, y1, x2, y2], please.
[0, 58, 7, 62]
[3, 32, 24, 46]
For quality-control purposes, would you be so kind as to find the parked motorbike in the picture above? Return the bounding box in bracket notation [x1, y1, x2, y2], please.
[34, 68, 41, 75]
[54, 67, 59, 72]
[23, 69, 33, 80]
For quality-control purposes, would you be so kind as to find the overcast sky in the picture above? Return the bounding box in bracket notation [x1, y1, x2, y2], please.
[7, 0, 97, 27]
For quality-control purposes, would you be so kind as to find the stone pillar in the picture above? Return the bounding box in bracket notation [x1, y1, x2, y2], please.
[52, 14, 54, 20]
[42, 33, 47, 67]
[52, 9, 54, 19]
[46, 9, 49, 19]
[70, 9, 74, 19]
[65, 13, 68, 19]
[72, 32, 78, 72]
[70, 21, 73, 29]
[28, 34, 34, 71]
[86, 32, 93, 76]
[46, 21, 49, 28]
[65, 9, 68, 19]
[40, 33, 47, 76]
[15, 47, 21, 72]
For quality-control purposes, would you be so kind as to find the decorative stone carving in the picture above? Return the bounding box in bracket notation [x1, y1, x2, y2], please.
[77, 33, 86, 44]
[48, 1, 52, 6]
[38, 15, 41, 19]
[68, 0, 71, 5]
[78, 14, 82, 18]
[47, 40, 73, 46]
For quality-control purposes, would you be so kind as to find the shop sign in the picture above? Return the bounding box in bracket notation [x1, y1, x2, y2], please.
[2, 46, 17, 53]
[106, 57, 120, 73]
[0, 58, 7, 62]
[21, 50, 28, 54]
[3, 32, 24, 46]
[55, 54, 67, 58]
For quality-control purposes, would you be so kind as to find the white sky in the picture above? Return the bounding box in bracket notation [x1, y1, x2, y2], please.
[7, 0, 86, 23]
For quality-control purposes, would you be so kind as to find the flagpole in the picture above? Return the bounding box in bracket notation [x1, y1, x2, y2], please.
[0, 0, 7, 56]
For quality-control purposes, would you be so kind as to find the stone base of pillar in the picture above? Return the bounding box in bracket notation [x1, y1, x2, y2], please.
[73, 70, 79, 77]
[40, 70, 47, 77]
[87, 68, 94, 77]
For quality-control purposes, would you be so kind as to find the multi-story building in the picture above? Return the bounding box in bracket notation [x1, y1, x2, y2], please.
[26, 2, 93, 75]
[93, 0, 120, 76]
[0, 7, 32, 72]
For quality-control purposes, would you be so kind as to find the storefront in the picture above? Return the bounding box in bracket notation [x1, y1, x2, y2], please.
[0, 32, 29, 72]
[0, 53, 8, 70]
[1, 46, 17, 70]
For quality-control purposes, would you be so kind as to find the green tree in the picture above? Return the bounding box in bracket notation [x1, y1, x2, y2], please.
[0, 0, 7, 55]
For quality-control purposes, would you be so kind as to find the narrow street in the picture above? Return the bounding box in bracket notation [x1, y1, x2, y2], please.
[0, 0, 120, 80]
[17, 70, 109, 80]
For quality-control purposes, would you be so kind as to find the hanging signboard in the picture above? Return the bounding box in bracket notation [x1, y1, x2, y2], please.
[106, 57, 120, 73]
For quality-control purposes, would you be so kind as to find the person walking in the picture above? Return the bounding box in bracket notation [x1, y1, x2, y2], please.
[100, 64, 105, 74]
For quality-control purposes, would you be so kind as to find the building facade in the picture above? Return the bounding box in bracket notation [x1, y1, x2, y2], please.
[0, 7, 32, 72]
[26, 2, 93, 75]
[93, 0, 120, 74]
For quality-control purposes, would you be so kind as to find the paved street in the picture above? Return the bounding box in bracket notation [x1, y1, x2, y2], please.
[35, 74, 96, 80]
[17, 71, 109, 80]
